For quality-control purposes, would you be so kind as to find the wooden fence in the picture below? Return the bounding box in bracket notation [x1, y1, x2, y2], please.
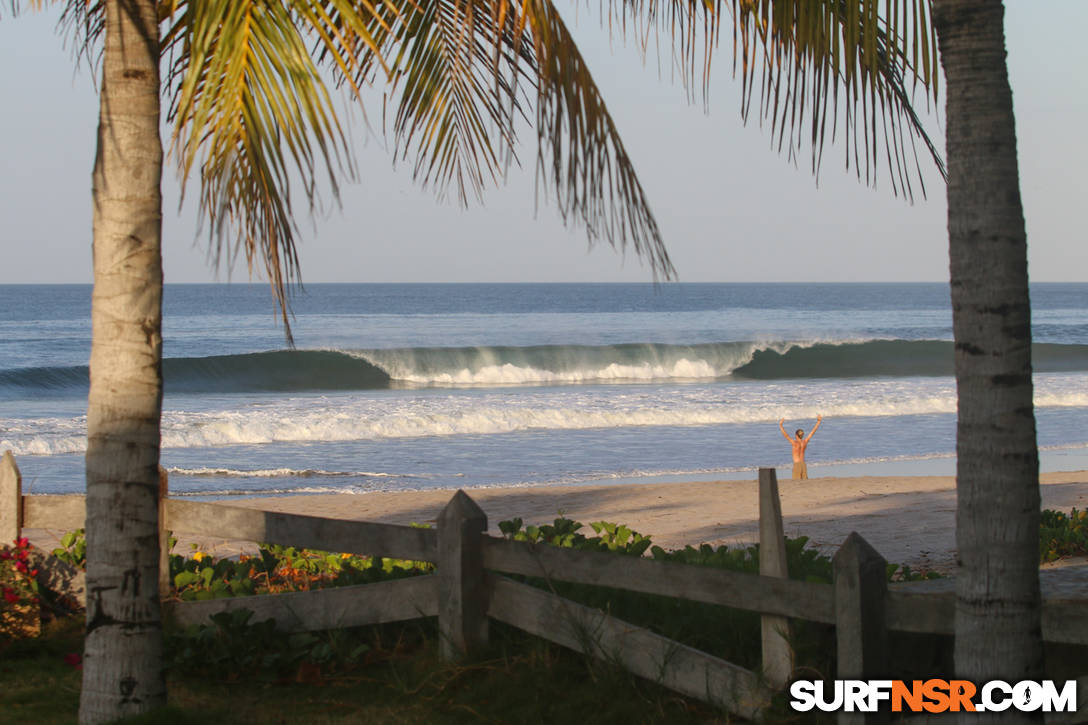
[3, 451, 1087, 722]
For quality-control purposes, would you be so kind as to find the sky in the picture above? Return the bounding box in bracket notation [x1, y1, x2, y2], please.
[0, 1, 1085, 284]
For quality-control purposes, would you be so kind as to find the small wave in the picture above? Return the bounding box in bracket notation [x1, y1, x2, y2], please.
[166, 466, 426, 479]
[168, 485, 379, 497]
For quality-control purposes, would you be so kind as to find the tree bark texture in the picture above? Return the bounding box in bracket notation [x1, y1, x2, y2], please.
[933, 0, 1044, 710]
[79, 0, 166, 722]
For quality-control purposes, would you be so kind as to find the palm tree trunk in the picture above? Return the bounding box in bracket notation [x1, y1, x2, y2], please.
[933, 0, 1044, 706]
[79, 0, 166, 722]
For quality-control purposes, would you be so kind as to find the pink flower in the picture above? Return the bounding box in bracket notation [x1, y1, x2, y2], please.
[14, 560, 28, 575]
[0, 551, 11, 561]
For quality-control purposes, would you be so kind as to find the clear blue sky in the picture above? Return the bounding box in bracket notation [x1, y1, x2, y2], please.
[1, 1, 1085, 284]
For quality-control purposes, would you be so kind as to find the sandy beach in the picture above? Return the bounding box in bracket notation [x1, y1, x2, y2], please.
[30, 470, 1081, 574]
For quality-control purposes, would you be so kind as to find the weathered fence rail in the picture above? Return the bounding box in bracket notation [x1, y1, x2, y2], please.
[487, 575, 773, 720]
[481, 534, 836, 623]
[164, 499, 438, 562]
[5, 451, 1088, 722]
[167, 576, 439, 632]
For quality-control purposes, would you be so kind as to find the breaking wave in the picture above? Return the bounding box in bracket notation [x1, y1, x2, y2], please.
[5, 340, 1088, 397]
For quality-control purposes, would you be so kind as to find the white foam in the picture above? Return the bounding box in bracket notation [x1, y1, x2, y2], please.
[5, 372, 1088, 456]
[389, 358, 724, 385]
[166, 467, 414, 478]
[352, 340, 811, 386]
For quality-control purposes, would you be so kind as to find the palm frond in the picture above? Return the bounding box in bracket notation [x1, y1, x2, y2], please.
[356, 0, 530, 205]
[520, 0, 671, 274]
[41, 0, 944, 343]
[730, 0, 944, 197]
[162, 0, 391, 343]
[335, 0, 672, 277]
[570, 0, 944, 197]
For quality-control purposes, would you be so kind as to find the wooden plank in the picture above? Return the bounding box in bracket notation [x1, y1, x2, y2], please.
[833, 533, 889, 725]
[437, 491, 489, 660]
[1043, 601, 1088, 646]
[0, 451, 21, 544]
[163, 499, 437, 562]
[886, 590, 954, 635]
[482, 535, 835, 623]
[1037, 566, 1088, 646]
[158, 467, 171, 601]
[758, 467, 793, 688]
[488, 576, 773, 721]
[22, 495, 86, 531]
[165, 575, 438, 632]
[889, 568, 1088, 644]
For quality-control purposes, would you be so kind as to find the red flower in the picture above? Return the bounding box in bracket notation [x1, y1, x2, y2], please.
[0, 551, 10, 561]
[15, 537, 29, 549]
[63, 653, 83, 668]
[2, 588, 18, 604]
[14, 560, 28, 575]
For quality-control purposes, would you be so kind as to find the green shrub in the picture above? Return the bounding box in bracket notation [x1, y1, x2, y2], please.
[1040, 508, 1088, 562]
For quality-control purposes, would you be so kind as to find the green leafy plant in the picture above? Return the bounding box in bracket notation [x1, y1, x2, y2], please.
[648, 535, 838, 582]
[165, 608, 370, 681]
[51, 528, 86, 570]
[497, 516, 652, 556]
[1040, 508, 1088, 563]
[168, 543, 432, 602]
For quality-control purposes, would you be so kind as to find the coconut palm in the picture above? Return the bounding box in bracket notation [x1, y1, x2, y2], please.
[14, 0, 946, 721]
[933, 0, 1043, 693]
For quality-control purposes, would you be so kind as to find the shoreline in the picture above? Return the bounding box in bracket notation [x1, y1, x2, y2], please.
[26, 471, 1088, 574]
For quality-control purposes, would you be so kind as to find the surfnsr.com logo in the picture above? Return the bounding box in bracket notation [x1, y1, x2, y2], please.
[789, 679, 1078, 713]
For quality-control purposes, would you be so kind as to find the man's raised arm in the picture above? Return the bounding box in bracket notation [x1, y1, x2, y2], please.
[779, 418, 792, 441]
[805, 415, 823, 442]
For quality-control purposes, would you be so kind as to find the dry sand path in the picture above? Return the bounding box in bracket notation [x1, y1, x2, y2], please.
[105, 470, 1088, 573]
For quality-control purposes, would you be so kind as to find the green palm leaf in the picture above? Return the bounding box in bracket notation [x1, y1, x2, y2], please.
[728, 0, 944, 197]
[353, 0, 671, 274]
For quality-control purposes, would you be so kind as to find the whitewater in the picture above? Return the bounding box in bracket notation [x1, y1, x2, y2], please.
[2, 283, 1087, 497]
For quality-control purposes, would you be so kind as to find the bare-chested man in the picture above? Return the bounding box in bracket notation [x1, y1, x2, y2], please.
[779, 415, 822, 480]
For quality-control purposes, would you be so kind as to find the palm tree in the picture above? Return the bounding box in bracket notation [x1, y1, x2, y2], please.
[933, 0, 1043, 692]
[16, 0, 945, 721]
[79, 2, 166, 721]
[61, 2, 671, 718]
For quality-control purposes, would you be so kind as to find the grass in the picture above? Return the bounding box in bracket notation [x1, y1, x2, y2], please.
[0, 617, 83, 724]
[0, 617, 730, 725]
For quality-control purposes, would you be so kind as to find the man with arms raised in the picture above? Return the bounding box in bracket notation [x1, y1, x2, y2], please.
[780, 415, 822, 480]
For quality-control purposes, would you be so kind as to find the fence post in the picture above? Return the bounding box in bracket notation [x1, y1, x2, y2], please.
[437, 490, 489, 660]
[758, 467, 794, 689]
[0, 450, 22, 546]
[158, 466, 172, 602]
[833, 532, 889, 725]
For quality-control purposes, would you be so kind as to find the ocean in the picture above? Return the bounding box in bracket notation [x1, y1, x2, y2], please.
[2, 282, 1087, 499]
